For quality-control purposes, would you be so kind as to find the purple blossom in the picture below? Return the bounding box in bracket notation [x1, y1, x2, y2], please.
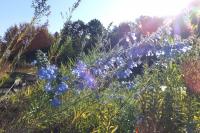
[91, 68, 103, 76]
[81, 70, 97, 89]
[44, 82, 53, 92]
[159, 43, 192, 58]
[73, 61, 97, 89]
[38, 65, 58, 80]
[127, 60, 138, 69]
[72, 61, 87, 78]
[116, 56, 125, 67]
[50, 97, 61, 107]
[37, 64, 69, 107]
[56, 82, 68, 95]
[116, 69, 132, 79]
[71, 37, 192, 93]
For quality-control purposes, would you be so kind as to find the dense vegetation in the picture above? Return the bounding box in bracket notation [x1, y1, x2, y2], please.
[0, 0, 200, 132]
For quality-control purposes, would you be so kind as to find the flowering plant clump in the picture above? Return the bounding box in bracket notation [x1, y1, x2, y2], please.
[6, 13, 200, 132]
[35, 23, 193, 109]
[72, 60, 97, 90]
[36, 50, 69, 107]
[71, 42, 192, 91]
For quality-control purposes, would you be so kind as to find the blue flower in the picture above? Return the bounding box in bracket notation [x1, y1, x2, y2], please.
[116, 56, 125, 67]
[91, 68, 102, 76]
[162, 45, 173, 57]
[56, 82, 68, 94]
[73, 61, 97, 89]
[85, 77, 96, 89]
[75, 61, 87, 70]
[124, 69, 132, 76]
[44, 82, 53, 92]
[95, 58, 104, 66]
[72, 61, 88, 78]
[126, 82, 134, 89]
[103, 65, 110, 71]
[31, 60, 37, 65]
[107, 59, 115, 68]
[62, 76, 68, 81]
[38, 65, 58, 80]
[82, 72, 96, 89]
[173, 43, 192, 53]
[116, 70, 130, 79]
[38, 67, 47, 79]
[159, 43, 192, 58]
[156, 50, 165, 57]
[50, 97, 61, 107]
[37, 63, 71, 107]
[127, 60, 137, 69]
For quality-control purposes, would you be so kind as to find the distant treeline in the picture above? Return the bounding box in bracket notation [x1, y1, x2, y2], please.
[0, 11, 199, 65]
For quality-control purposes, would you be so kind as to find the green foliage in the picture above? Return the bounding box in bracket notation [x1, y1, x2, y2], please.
[57, 36, 77, 64]
[84, 19, 104, 53]
[1, 43, 199, 132]
[56, 18, 105, 64]
[132, 60, 200, 133]
[0, 73, 9, 87]
[36, 50, 50, 67]
[31, 0, 50, 18]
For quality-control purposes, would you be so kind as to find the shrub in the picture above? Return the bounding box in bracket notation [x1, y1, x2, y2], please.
[1, 23, 53, 63]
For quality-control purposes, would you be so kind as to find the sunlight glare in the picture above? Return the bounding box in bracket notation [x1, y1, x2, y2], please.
[103, 0, 191, 25]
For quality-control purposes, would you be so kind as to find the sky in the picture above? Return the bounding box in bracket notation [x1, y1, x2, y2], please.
[0, 0, 192, 37]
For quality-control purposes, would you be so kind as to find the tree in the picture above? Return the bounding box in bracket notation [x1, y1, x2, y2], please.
[57, 20, 87, 64]
[136, 16, 163, 35]
[3, 25, 19, 44]
[84, 19, 104, 53]
[108, 22, 132, 49]
[71, 20, 88, 54]
[32, 0, 50, 18]
[87, 19, 103, 37]
[1, 23, 53, 62]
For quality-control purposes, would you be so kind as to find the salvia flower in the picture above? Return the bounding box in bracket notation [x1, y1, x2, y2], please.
[37, 63, 69, 107]
[73, 60, 97, 89]
[84, 75, 96, 89]
[127, 60, 138, 69]
[56, 82, 68, 95]
[50, 97, 61, 107]
[38, 65, 58, 80]
[116, 69, 132, 79]
[44, 82, 53, 92]
[116, 56, 125, 67]
[159, 43, 192, 58]
[72, 61, 87, 78]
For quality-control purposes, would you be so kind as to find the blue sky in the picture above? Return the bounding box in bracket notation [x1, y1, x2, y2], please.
[0, 0, 191, 37]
